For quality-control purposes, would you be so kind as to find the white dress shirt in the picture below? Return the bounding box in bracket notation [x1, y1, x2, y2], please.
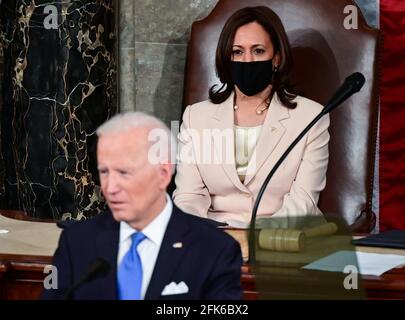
[117, 194, 173, 299]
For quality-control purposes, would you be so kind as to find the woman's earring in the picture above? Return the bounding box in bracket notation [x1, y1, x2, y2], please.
[271, 66, 278, 83]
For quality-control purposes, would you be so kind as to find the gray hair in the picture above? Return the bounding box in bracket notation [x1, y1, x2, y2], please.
[97, 112, 177, 174]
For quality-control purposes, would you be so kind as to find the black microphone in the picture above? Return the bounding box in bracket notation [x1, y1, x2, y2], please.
[64, 258, 111, 300]
[323, 72, 365, 113]
[248, 72, 366, 264]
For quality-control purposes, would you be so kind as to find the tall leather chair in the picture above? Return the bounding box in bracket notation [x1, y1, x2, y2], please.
[182, 0, 379, 232]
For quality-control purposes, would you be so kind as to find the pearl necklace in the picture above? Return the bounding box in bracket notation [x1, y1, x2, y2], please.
[233, 98, 270, 115]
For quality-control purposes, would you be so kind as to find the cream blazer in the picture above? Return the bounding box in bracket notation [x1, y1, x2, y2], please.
[173, 92, 330, 227]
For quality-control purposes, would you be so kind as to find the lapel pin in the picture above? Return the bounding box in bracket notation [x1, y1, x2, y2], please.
[271, 126, 277, 132]
[173, 242, 183, 248]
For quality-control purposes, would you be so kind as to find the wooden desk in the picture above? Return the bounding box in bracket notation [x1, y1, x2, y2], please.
[236, 231, 405, 300]
[1, 212, 405, 300]
[0, 210, 60, 299]
[241, 263, 405, 300]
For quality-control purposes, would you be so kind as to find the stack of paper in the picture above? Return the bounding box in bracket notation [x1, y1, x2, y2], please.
[302, 250, 405, 276]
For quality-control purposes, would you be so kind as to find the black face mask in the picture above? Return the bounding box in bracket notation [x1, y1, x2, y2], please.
[230, 60, 274, 96]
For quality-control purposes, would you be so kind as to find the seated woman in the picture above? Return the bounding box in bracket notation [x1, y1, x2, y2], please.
[173, 6, 330, 228]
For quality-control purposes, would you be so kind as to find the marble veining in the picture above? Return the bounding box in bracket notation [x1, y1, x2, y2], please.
[0, 0, 117, 220]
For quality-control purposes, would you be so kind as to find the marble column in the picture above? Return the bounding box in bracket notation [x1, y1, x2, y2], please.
[0, 0, 118, 220]
[0, 30, 5, 198]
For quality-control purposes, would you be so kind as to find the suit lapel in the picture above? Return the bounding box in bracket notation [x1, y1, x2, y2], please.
[212, 92, 249, 193]
[95, 214, 120, 300]
[144, 207, 190, 299]
[244, 95, 290, 185]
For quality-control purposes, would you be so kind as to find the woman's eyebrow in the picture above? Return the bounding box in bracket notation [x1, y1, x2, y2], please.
[232, 43, 265, 47]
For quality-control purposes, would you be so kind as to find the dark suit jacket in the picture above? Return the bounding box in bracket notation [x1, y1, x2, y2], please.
[42, 205, 243, 300]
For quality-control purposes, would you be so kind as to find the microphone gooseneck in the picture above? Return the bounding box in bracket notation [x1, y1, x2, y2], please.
[248, 72, 366, 264]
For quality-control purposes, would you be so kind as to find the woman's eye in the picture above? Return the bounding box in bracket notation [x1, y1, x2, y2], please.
[232, 50, 242, 55]
[254, 48, 265, 54]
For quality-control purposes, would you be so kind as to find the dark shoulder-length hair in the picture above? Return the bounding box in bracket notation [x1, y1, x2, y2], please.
[209, 6, 299, 109]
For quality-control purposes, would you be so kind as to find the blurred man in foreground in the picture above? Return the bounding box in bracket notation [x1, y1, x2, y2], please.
[42, 112, 242, 300]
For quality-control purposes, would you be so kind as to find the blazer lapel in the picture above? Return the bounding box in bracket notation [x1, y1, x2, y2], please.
[244, 95, 290, 185]
[95, 214, 120, 300]
[211, 92, 249, 193]
[144, 207, 190, 299]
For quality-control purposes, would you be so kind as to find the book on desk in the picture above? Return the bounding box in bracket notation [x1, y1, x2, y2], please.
[352, 230, 405, 249]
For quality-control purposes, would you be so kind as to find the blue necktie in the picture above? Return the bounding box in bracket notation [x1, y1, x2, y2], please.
[117, 232, 146, 300]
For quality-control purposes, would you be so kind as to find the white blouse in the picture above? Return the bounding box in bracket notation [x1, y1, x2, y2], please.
[234, 124, 262, 182]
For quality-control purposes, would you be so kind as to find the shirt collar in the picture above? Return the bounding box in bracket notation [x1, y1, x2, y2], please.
[119, 194, 173, 246]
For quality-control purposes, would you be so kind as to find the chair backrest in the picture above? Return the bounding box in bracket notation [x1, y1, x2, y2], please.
[183, 0, 379, 232]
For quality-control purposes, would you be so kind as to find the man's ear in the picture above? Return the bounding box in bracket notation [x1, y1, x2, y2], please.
[159, 163, 173, 190]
